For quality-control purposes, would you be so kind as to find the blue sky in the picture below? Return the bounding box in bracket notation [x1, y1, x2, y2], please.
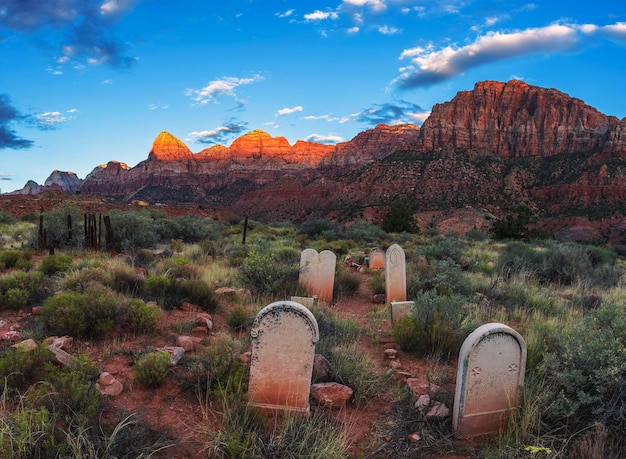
[1, 0, 625, 191]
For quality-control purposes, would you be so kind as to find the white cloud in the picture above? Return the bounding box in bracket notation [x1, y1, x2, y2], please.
[185, 74, 264, 104]
[303, 114, 340, 122]
[342, 0, 386, 12]
[276, 9, 295, 18]
[277, 106, 303, 116]
[378, 25, 400, 35]
[347, 26, 360, 34]
[407, 111, 431, 124]
[36, 111, 67, 126]
[189, 128, 230, 140]
[306, 133, 343, 144]
[304, 10, 339, 21]
[101, 79, 113, 85]
[395, 23, 581, 88]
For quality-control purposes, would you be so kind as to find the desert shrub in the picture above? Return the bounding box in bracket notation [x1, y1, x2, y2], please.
[144, 274, 171, 302]
[159, 256, 201, 280]
[39, 254, 73, 275]
[392, 316, 422, 353]
[108, 210, 159, 250]
[0, 250, 21, 269]
[381, 201, 419, 234]
[368, 271, 386, 295]
[239, 248, 299, 296]
[29, 204, 84, 250]
[183, 334, 245, 393]
[42, 287, 122, 338]
[393, 291, 471, 359]
[127, 299, 162, 332]
[333, 267, 360, 299]
[2, 287, 29, 309]
[135, 248, 155, 268]
[0, 346, 53, 391]
[343, 221, 387, 243]
[111, 266, 145, 296]
[407, 258, 472, 297]
[226, 306, 250, 331]
[41, 292, 87, 337]
[28, 359, 102, 426]
[542, 301, 626, 449]
[299, 218, 339, 238]
[59, 266, 111, 292]
[166, 278, 219, 312]
[497, 241, 543, 279]
[417, 234, 464, 263]
[133, 351, 171, 388]
[313, 306, 361, 354]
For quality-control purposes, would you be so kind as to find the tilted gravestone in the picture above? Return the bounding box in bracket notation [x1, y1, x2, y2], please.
[390, 300, 414, 323]
[299, 249, 336, 303]
[385, 244, 406, 302]
[368, 247, 385, 270]
[453, 323, 527, 438]
[248, 300, 320, 414]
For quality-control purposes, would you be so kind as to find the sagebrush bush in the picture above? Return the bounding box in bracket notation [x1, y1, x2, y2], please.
[39, 254, 73, 275]
[542, 301, 626, 448]
[111, 267, 145, 296]
[42, 286, 122, 338]
[127, 299, 162, 332]
[368, 271, 386, 295]
[0, 250, 22, 269]
[0, 346, 53, 391]
[2, 287, 29, 309]
[59, 266, 111, 292]
[333, 267, 360, 298]
[239, 248, 299, 296]
[133, 351, 171, 388]
[0, 406, 61, 458]
[226, 306, 250, 331]
[144, 274, 170, 299]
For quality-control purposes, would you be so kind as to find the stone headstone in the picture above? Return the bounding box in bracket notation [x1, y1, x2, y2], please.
[290, 296, 316, 309]
[368, 247, 385, 270]
[385, 244, 406, 302]
[390, 301, 414, 323]
[299, 249, 336, 303]
[248, 300, 320, 414]
[453, 323, 526, 438]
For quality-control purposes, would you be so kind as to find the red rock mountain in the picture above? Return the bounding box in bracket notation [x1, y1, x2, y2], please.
[32, 80, 626, 240]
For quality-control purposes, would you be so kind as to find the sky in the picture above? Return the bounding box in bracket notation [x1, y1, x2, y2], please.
[1, 0, 626, 191]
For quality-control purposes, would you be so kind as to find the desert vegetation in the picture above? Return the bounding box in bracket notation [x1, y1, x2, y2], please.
[0, 206, 624, 458]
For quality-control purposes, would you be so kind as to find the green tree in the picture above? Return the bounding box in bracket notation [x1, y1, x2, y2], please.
[381, 201, 419, 234]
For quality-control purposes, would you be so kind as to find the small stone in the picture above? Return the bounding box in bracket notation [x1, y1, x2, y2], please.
[408, 432, 421, 443]
[425, 401, 450, 420]
[310, 382, 353, 409]
[97, 373, 123, 396]
[195, 315, 213, 331]
[191, 326, 209, 336]
[415, 394, 430, 413]
[160, 346, 185, 365]
[180, 302, 200, 312]
[312, 354, 335, 380]
[48, 344, 72, 367]
[389, 359, 402, 370]
[31, 306, 42, 315]
[1, 331, 22, 341]
[176, 336, 194, 352]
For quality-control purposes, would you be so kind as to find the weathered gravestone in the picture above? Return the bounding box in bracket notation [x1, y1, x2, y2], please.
[368, 247, 385, 270]
[453, 323, 526, 438]
[390, 301, 414, 323]
[299, 249, 336, 303]
[248, 300, 320, 414]
[385, 244, 406, 302]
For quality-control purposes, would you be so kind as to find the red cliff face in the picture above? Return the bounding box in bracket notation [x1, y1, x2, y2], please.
[419, 80, 624, 157]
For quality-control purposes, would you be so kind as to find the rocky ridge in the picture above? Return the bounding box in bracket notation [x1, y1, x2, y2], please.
[9, 80, 626, 241]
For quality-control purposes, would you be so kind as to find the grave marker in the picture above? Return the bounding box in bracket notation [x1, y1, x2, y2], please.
[368, 247, 385, 270]
[299, 249, 336, 303]
[453, 323, 526, 438]
[385, 244, 406, 302]
[248, 300, 319, 414]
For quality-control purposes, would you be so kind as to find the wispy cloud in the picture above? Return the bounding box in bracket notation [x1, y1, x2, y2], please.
[303, 114, 341, 122]
[342, 0, 386, 12]
[306, 133, 344, 144]
[33, 109, 77, 129]
[188, 119, 249, 145]
[395, 22, 626, 89]
[0, 94, 33, 150]
[304, 10, 339, 21]
[0, 0, 137, 69]
[377, 25, 400, 35]
[0, 173, 13, 181]
[349, 101, 428, 126]
[185, 75, 264, 105]
[276, 9, 295, 19]
[277, 106, 303, 116]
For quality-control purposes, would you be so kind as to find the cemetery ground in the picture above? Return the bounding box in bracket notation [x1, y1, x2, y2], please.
[0, 210, 625, 458]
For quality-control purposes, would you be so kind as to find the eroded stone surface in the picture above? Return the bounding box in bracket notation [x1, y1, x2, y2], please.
[385, 244, 406, 303]
[299, 249, 336, 303]
[453, 323, 526, 438]
[248, 301, 319, 414]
